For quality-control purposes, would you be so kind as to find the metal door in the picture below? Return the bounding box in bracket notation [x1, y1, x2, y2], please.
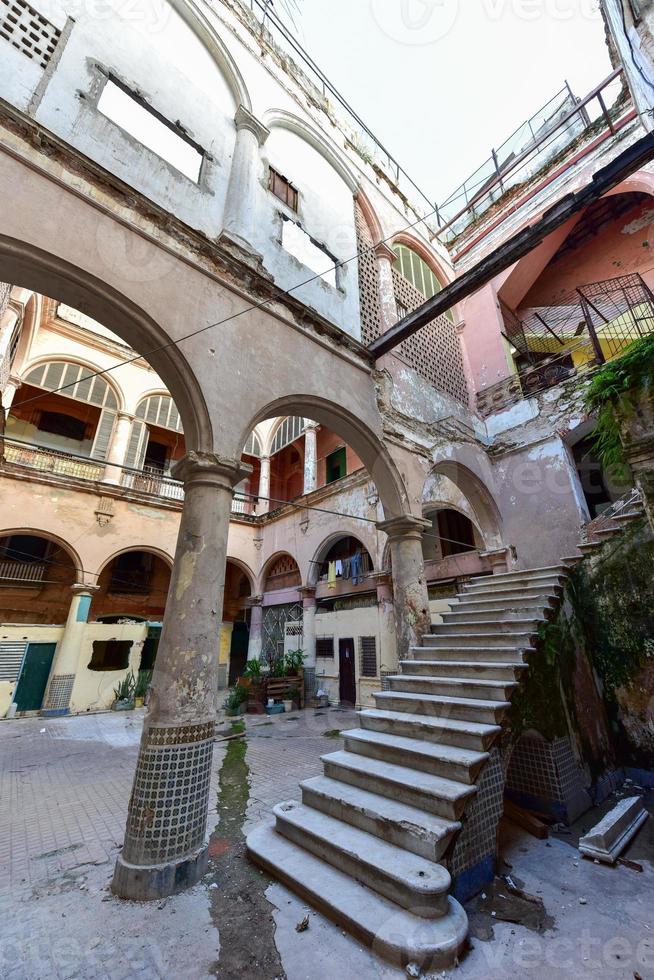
[13, 643, 56, 711]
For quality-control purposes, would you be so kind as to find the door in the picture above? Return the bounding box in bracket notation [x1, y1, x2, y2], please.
[13, 643, 57, 712]
[228, 621, 250, 686]
[338, 638, 356, 706]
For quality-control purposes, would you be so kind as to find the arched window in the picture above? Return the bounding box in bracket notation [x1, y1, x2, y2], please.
[264, 554, 301, 591]
[270, 417, 306, 456]
[243, 431, 262, 457]
[135, 394, 183, 433]
[392, 245, 442, 300]
[24, 362, 118, 410]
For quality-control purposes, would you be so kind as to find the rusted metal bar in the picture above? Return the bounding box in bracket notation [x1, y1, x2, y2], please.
[533, 312, 566, 346]
[368, 130, 654, 359]
[576, 291, 607, 364]
[597, 90, 615, 134]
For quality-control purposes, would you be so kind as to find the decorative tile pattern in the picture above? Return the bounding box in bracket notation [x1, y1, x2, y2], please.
[448, 746, 506, 878]
[0, 0, 61, 70]
[43, 674, 75, 711]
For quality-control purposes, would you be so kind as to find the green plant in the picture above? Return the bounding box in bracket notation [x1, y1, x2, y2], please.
[269, 654, 287, 677]
[134, 669, 152, 699]
[284, 649, 305, 674]
[113, 671, 135, 702]
[584, 335, 654, 474]
[287, 685, 300, 703]
[223, 684, 248, 712]
[243, 659, 262, 681]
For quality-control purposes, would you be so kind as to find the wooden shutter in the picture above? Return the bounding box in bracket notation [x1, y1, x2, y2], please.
[123, 419, 148, 473]
[90, 409, 116, 461]
[0, 641, 26, 682]
[359, 636, 377, 677]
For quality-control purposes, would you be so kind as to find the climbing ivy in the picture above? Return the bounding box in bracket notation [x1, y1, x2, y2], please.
[508, 619, 571, 742]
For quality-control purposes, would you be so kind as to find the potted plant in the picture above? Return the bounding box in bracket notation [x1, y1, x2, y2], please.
[287, 685, 301, 710]
[112, 671, 135, 711]
[224, 683, 248, 717]
[134, 669, 152, 708]
[284, 649, 305, 676]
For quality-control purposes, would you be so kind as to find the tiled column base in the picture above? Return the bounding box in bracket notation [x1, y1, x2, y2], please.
[111, 721, 214, 900]
[41, 674, 75, 716]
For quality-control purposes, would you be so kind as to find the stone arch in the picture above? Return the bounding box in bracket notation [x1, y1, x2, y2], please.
[19, 355, 126, 412]
[0, 236, 213, 454]
[391, 231, 453, 289]
[307, 531, 375, 587]
[260, 550, 301, 593]
[0, 527, 83, 578]
[168, 0, 251, 111]
[241, 395, 407, 520]
[425, 459, 503, 551]
[263, 109, 359, 193]
[95, 545, 175, 578]
[5, 288, 41, 374]
[355, 188, 384, 244]
[265, 415, 306, 456]
[225, 555, 256, 594]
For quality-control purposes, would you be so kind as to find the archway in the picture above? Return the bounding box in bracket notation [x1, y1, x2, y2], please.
[92, 548, 173, 623]
[424, 460, 503, 554]
[0, 530, 78, 624]
[223, 559, 253, 686]
[309, 533, 375, 591]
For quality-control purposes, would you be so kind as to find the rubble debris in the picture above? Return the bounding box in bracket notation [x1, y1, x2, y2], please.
[579, 797, 649, 864]
[469, 877, 554, 933]
[295, 914, 310, 932]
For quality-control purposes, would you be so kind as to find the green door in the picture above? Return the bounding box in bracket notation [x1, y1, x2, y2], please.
[13, 643, 56, 711]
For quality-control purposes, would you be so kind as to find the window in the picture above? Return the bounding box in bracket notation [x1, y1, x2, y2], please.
[281, 218, 336, 287]
[392, 244, 442, 300]
[359, 636, 377, 678]
[325, 446, 346, 485]
[270, 417, 306, 456]
[0, 0, 61, 70]
[316, 637, 334, 659]
[135, 394, 183, 433]
[38, 411, 87, 442]
[24, 362, 117, 410]
[88, 640, 132, 672]
[437, 510, 476, 558]
[269, 167, 298, 211]
[97, 79, 204, 182]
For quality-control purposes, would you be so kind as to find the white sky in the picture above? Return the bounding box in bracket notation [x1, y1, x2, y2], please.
[283, 0, 613, 203]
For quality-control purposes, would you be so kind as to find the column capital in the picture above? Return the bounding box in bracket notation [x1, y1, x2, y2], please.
[171, 451, 252, 491]
[304, 420, 319, 432]
[116, 410, 135, 422]
[71, 582, 100, 596]
[377, 515, 431, 541]
[234, 105, 270, 146]
[298, 585, 317, 604]
[373, 242, 397, 264]
[244, 594, 264, 608]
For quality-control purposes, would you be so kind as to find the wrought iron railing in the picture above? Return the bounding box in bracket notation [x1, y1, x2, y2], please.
[0, 559, 46, 586]
[4, 439, 104, 481]
[581, 488, 643, 543]
[121, 466, 184, 501]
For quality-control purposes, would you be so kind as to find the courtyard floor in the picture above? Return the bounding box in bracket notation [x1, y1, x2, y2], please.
[1, 708, 653, 980]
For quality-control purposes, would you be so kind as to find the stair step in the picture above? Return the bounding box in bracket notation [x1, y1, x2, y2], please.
[274, 801, 451, 917]
[401, 659, 527, 681]
[464, 570, 567, 591]
[341, 728, 488, 784]
[359, 707, 501, 752]
[434, 618, 540, 635]
[454, 594, 558, 614]
[246, 821, 469, 969]
[322, 750, 476, 820]
[374, 690, 510, 725]
[301, 775, 460, 862]
[594, 526, 622, 538]
[459, 584, 562, 602]
[412, 645, 535, 663]
[425, 630, 537, 648]
[387, 674, 518, 703]
[441, 607, 549, 624]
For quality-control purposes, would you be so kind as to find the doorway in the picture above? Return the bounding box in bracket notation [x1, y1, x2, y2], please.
[338, 638, 356, 706]
[13, 643, 56, 711]
[228, 621, 250, 686]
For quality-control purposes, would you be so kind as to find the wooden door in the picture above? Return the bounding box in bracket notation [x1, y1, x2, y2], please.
[338, 638, 356, 706]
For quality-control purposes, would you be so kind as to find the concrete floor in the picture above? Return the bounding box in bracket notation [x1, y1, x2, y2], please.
[1, 710, 652, 979]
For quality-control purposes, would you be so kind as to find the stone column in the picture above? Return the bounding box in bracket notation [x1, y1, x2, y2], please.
[299, 585, 316, 704]
[1, 374, 20, 410]
[246, 595, 264, 662]
[374, 243, 399, 332]
[303, 422, 318, 495]
[377, 516, 432, 662]
[42, 584, 98, 716]
[112, 451, 251, 901]
[258, 454, 271, 514]
[221, 105, 270, 255]
[103, 412, 134, 485]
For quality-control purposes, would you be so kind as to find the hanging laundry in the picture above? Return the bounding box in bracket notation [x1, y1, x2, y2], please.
[342, 557, 352, 580]
[335, 559, 343, 577]
[351, 551, 362, 585]
[327, 561, 337, 589]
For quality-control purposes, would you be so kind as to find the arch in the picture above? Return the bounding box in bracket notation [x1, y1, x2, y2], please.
[268, 415, 306, 456]
[168, 0, 251, 110]
[425, 460, 503, 551]
[21, 357, 123, 412]
[5, 288, 41, 376]
[135, 392, 184, 433]
[0, 527, 83, 578]
[261, 551, 301, 592]
[307, 531, 375, 587]
[242, 431, 261, 458]
[391, 232, 453, 290]
[0, 236, 213, 453]
[240, 395, 407, 519]
[225, 555, 256, 593]
[355, 188, 383, 244]
[263, 109, 359, 194]
[95, 545, 175, 579]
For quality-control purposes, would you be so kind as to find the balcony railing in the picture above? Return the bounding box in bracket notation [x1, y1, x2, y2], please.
[0, 559, 46, 587]
[3, 438, 253, 513]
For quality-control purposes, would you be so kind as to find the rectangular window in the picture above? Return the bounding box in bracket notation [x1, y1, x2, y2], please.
[97, 78, 204, 182]
[269, 167, 298, 211]
[88, 640, 132, 672]
[359, 636, 377, 678]
[281, 217, 336, 287]
[325, 446, 346, 485]
[316, 637, 334, 659]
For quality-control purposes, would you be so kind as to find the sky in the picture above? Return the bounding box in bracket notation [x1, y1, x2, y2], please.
[276, 0, 613, 204]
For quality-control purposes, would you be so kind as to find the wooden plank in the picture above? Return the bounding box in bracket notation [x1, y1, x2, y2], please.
[503, 799, 550, 839]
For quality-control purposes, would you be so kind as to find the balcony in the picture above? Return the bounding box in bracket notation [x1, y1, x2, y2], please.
[0, 559, 46, 587]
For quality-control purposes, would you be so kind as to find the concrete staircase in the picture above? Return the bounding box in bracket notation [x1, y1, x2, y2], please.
[247, 494, 646, 969]
[247, 564, 570, 968]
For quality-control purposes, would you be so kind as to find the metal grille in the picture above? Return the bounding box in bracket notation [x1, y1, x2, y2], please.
[243, 431, 261, 457]
[316, 636, 334, 659]
[270, 417, 305, 456]
[0, 640, 26, 681]
[359, 636, 377, 678]
[44, 673, 75, 711]
[135, 394, 183, 433]
[354, 203, 382, 347]
[0, 559, 46, 586]
[262, 602, 302, 661]
[0, 0, 61, 70]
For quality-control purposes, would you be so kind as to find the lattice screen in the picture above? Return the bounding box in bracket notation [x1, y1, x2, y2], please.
[354, 204, 468, 404]
[0, 0, 61, 70]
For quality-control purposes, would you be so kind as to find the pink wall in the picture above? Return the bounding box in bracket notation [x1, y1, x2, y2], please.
[460, 287, 511, 394]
